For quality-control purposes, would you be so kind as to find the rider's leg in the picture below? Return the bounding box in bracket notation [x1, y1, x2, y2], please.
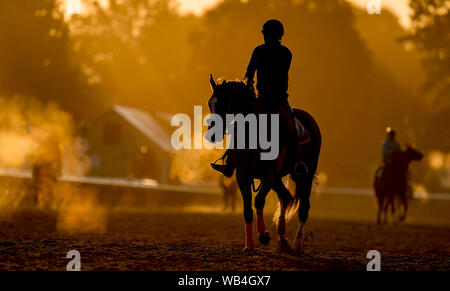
[211, 149, 235, 178]
[278, 104, 308, 176]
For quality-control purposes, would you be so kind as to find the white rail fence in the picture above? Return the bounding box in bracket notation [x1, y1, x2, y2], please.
[1, 168, 449, 201]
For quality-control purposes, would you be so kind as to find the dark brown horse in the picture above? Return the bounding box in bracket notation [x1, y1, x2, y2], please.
[207, 77, 321, 253]
[374, 146, 423, 224]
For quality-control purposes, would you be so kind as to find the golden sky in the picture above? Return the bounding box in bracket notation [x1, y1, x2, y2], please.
[176, 0, 411, 27]
[63, 0, 411, 27]
[349, 0, 411, 27]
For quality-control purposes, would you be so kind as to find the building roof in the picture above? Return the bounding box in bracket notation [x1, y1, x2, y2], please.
[113, 105, 173, 153]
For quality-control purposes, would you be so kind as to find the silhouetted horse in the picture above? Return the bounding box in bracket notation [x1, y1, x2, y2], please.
[374, 146, 423, 224]
[207, 77, 321, 253]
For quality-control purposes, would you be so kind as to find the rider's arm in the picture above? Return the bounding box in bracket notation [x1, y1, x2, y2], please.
[244, 47, 258, 85]
[284, 48, 292, 72]
[283, 48, 292, 89]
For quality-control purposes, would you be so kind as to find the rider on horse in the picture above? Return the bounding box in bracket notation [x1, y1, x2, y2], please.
[376, 126, 402, 179]
[210, 19, 308, 178]
[375, 128, 422, 223]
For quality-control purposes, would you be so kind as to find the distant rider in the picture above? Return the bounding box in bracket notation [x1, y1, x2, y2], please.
[382, 127, 401, 164]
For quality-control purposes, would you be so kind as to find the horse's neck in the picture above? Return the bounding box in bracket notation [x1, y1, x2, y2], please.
[390, 153, 410, 176]
[231, 91, 259, 115]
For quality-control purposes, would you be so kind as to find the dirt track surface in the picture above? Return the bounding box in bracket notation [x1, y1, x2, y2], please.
[0, 210, 449, 271]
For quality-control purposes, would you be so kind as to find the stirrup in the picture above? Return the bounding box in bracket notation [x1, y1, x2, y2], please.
[293, 162, 308, 177]
[210, 163, 234, 178]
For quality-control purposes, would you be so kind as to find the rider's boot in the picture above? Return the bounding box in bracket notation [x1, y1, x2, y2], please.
[211, 163, 235, 178]
[293, 163, 308, 177]
[292, 142, 308, 177]
[294, 161, 308, 176]
[211, 149, 235, 178]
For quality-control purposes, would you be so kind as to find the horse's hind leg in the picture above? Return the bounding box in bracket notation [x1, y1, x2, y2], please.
[272, 180, 293, 254]
[293, 174, 313, 253]
[254, 183, 271, 245]
[376, 197, 382, 224]
[236, 173, 254, 251]
[382, 194, 391, 224]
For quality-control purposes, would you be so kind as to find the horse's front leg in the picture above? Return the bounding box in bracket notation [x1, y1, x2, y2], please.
[399, 200, 408, 222]
[376, 191, 384, 224]
[398, 191, 408, 222]
[391, 196, 397, 224]
[236, 172, 254, 251]
[254, 183, 272, 245]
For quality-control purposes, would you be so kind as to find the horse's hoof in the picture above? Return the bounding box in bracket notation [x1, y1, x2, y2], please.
[242, 246, 255, 253]
[292, 239, 304, 255]
[259, 232, 270, 245]
[275, 238, 291, 254]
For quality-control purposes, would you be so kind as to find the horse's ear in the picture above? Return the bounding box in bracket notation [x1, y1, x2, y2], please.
[209, 74, 217, 90]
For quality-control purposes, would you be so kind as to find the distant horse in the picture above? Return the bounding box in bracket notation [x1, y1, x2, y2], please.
[220, 175, 238, 213]
[207, 76, 321, 253]
[374, 146, 423, 224]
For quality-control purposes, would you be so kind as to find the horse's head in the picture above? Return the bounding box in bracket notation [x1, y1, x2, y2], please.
[206, 75, 255, 143]
[207, 75, 229, 143]
[208, 75, 230, 119]
[405, 144, 423, 162]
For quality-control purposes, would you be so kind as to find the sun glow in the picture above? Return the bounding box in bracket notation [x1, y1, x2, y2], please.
[429, 151, 445, 170]
[61, 0, 411, 27]
[62, 0, 83, 18]
[61, 0, 109, 18]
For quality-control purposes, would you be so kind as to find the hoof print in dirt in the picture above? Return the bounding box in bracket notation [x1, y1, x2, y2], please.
[242, 246, 255, 253]
[275, 238, 292, 254]
[292, 244, 304, 256]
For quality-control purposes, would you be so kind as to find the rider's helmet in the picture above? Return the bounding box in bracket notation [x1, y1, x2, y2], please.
[262, 19, 284, 40]
[386, 127, 396, 137]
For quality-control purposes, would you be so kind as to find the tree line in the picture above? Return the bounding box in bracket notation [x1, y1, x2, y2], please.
[0, 0, 448, 190]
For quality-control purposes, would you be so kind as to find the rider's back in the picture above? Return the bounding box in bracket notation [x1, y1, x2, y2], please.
[382, 139, 401, 163]
[246, 43, 292, 103]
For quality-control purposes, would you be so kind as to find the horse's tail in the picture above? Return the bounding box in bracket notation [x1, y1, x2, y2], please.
[272, 171, 319, 224]
[272, 176, 299, 224]
[285, 176, 301, 222]
[273, 108, 321, 224]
